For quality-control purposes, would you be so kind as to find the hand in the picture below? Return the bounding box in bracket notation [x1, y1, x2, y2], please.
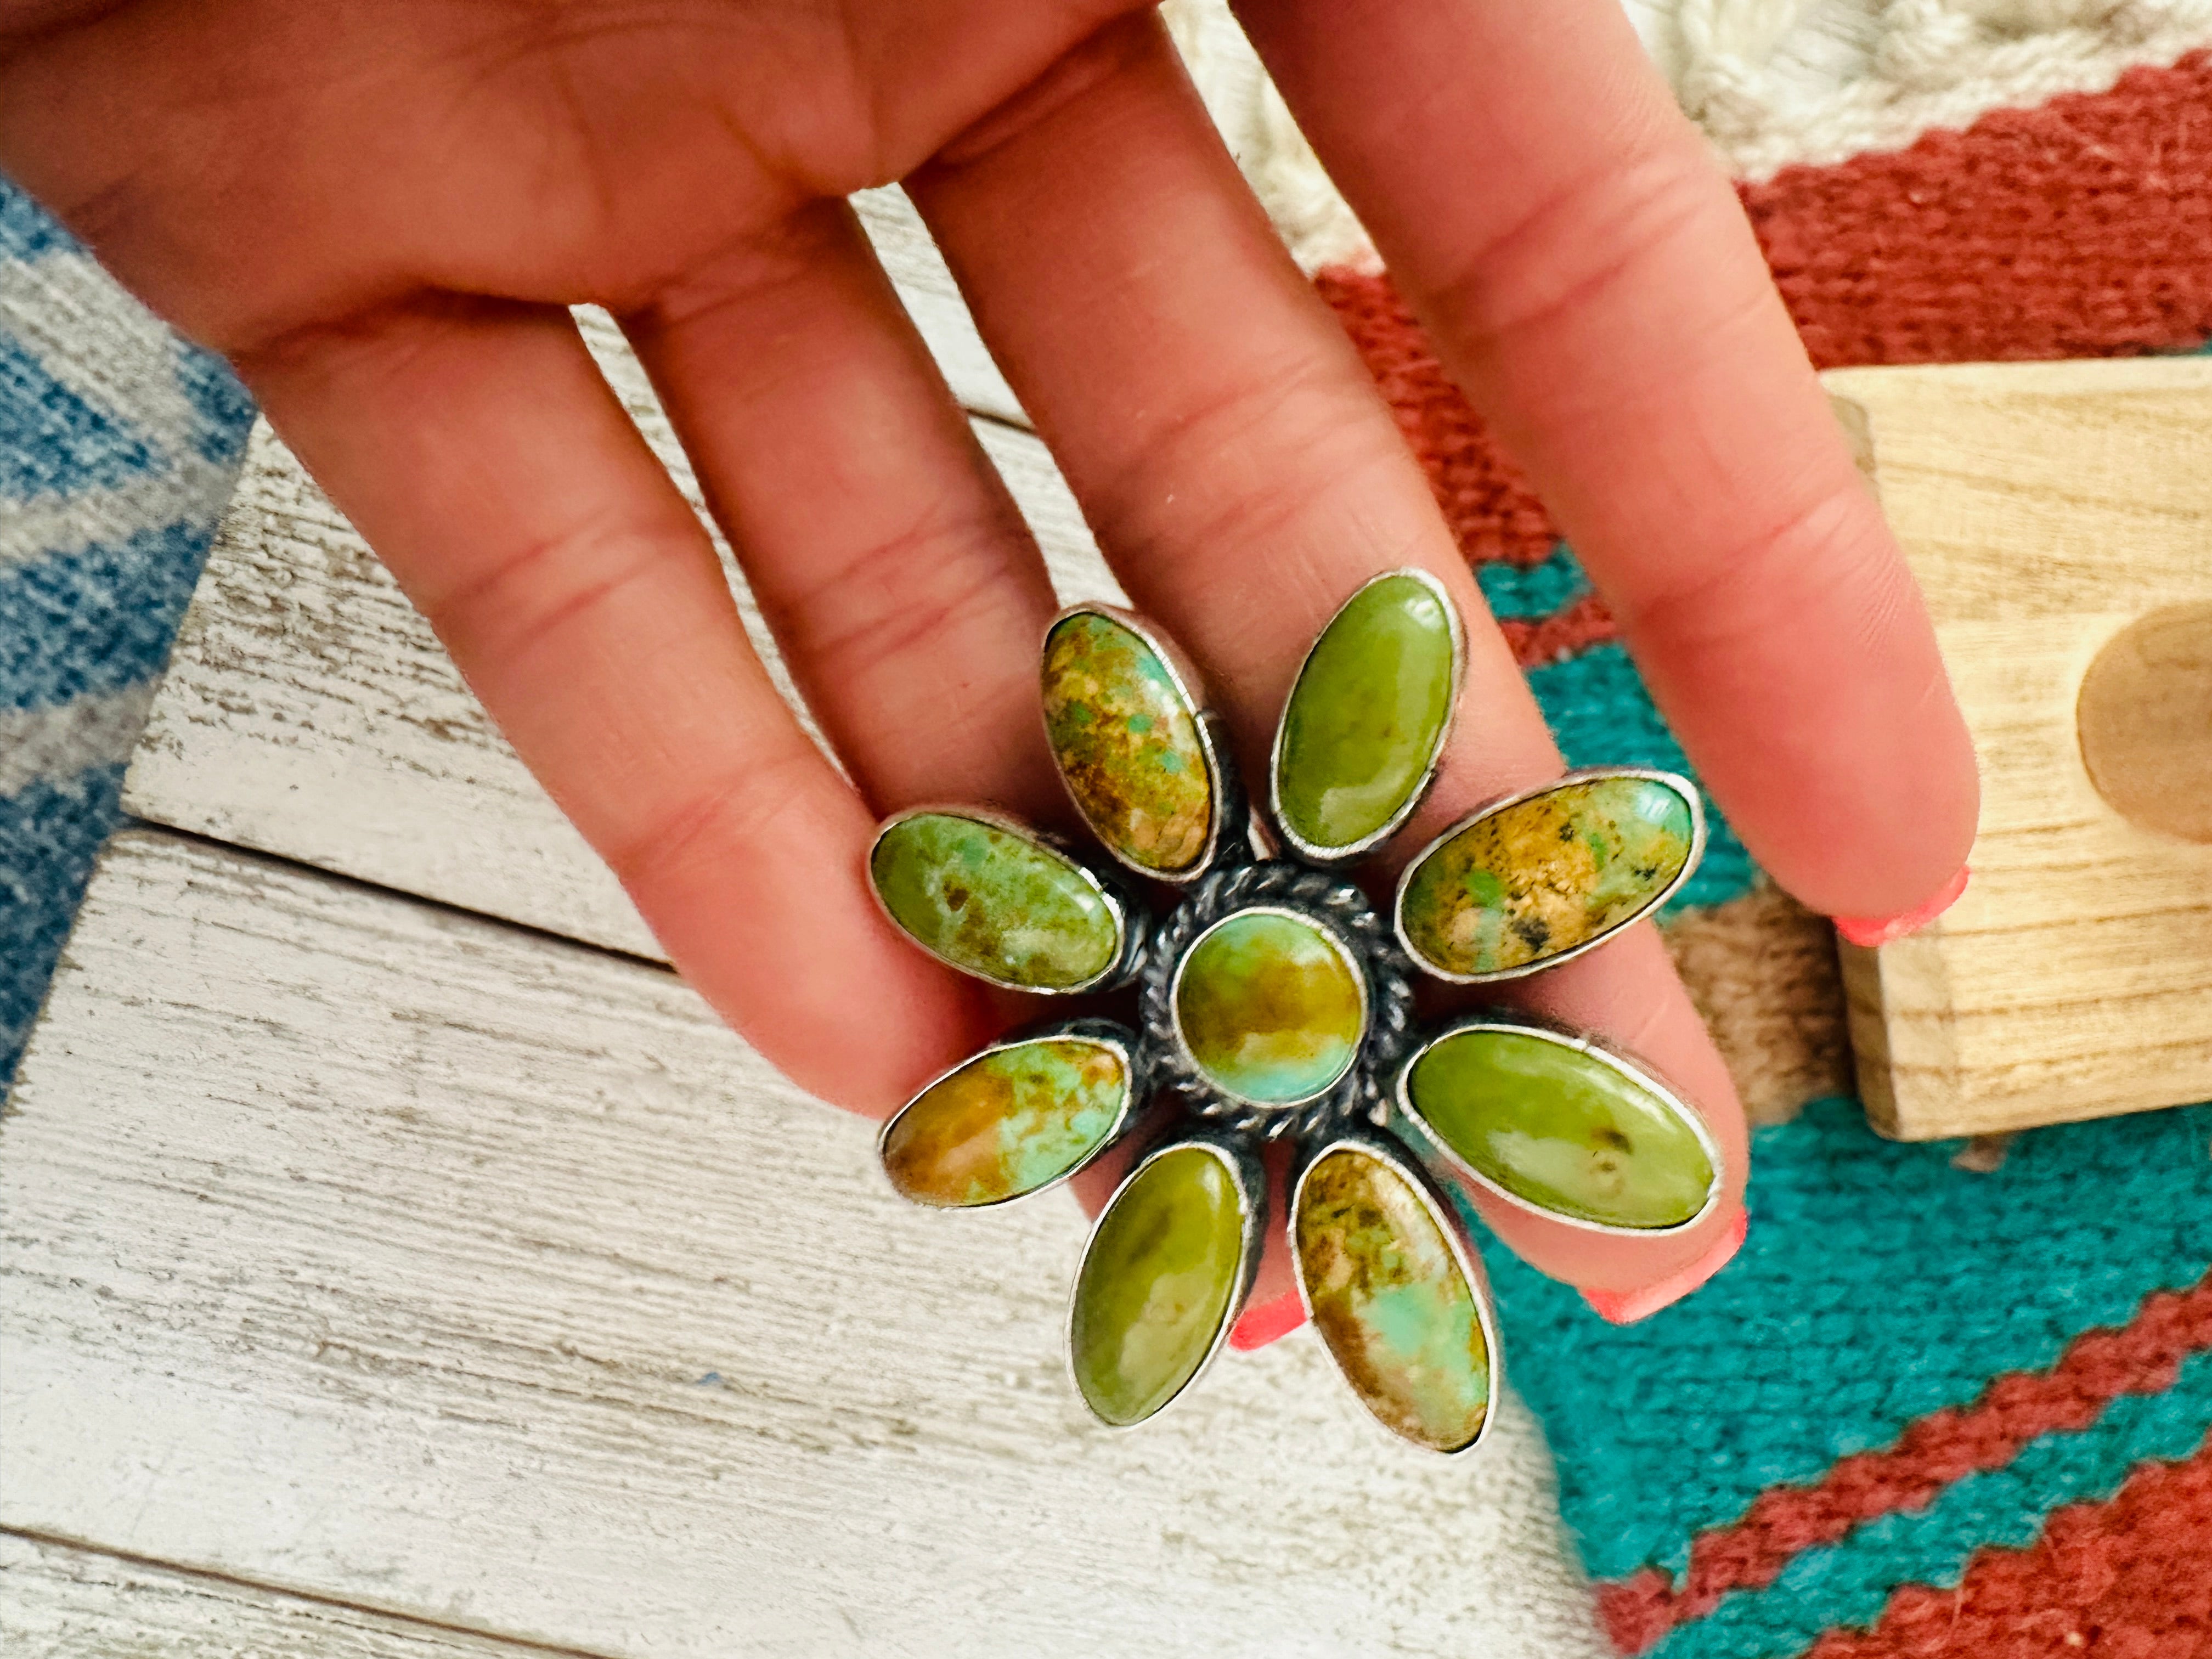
[0, 1, 1976, 1317]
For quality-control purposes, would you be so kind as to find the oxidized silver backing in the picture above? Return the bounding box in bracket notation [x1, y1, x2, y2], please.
[1138, 860, 1417, 1141]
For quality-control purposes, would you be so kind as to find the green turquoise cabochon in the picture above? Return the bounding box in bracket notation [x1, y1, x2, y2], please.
[1272, 570, 1461, 859]
[868, 810, 1126, 992]
[862, 559, 1724, 1450]
[1041, 609, 1218, 877]
[881, 1033, 1132, 1209]
[1402, 1024, 1719, 1233]
[1173, 909, 1367, 1105]
[1396, 771, 1700, 981]
[1071, 1143, 1251, 1426]
[1296, 1141, 1493, 1453]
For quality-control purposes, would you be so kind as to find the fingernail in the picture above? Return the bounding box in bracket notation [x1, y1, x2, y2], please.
[1229, 1289, 1306, 1351]
[1831, 865, 1971, 949]
[1580, 1209, 1748, 1325]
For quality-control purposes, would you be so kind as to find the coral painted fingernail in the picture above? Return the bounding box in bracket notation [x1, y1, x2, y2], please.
[1581, 1209, 1748, 1325]
[1831, 865, 1970, 949]
[1229, 1289, 1306, 1351]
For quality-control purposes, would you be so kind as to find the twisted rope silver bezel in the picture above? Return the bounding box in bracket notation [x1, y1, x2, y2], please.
[1138, 859, 1417, 1139]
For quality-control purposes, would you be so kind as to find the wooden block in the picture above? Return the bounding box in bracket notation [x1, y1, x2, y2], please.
[126, 309, 1110, 960]
[0, 830, 1608, 1658]
[1826, 357, 2212, 1138]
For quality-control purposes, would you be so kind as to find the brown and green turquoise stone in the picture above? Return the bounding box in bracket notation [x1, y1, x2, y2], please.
[1404, 1026, 1716, 1230]
[882, 1037, 1128, 1207]
[1296, 1146, 1491, 1453]
[1274, 572, 1458, 855]
[1397, 774, 1697, 979]
[1174, 910, 1365, 1104]
[870, 812, 1121, 991]
[1071, 1146, 1246, 1426]
[1042, 611, 1215, 876]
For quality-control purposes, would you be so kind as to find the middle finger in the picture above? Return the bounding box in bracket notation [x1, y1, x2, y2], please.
[909, 13, 1747, 1299]
[620, 196, 1068, 826]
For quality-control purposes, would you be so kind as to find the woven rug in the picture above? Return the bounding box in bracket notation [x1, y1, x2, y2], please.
[8, 3, 2212, 1653]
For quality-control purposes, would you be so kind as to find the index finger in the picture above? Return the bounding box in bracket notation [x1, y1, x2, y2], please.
[233, 299, 995, 1114]
[1235, 0, 1978, 923]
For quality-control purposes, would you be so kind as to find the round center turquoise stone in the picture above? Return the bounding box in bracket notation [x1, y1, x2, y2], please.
[1174, 910, 1366, 1105]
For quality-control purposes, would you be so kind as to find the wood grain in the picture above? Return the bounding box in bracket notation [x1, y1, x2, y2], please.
[0, 830, 1607, 1659]
[1827, 357, 2212, 1138]
[2076, 602, 2212, 844]
[126, 307, 1108, 959]
[1, 1534, 573, 1659]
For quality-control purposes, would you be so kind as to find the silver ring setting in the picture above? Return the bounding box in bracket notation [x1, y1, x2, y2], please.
[862, 572, 1726, 1453]
[1140, 861, 1414, 1140]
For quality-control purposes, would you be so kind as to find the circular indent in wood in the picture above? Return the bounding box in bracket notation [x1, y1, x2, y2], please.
[2078, 603, 2212, 843]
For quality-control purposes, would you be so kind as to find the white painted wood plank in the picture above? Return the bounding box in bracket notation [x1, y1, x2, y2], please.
[0, 1534, 571, 1659]
[126, 309, 1107, 959]
[1, 831, 1606, 1659]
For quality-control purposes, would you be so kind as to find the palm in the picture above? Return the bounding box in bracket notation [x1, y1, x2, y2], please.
[0, 0, 1977, 1315]
[0, 1, 1139, 349]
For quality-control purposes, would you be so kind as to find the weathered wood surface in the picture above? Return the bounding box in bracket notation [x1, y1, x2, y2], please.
[0, 831, 1607, 1659]
[1829, 357, 2212, 1138]
[0, 1533, 565, 1659]
[126, 306, 1103, 960]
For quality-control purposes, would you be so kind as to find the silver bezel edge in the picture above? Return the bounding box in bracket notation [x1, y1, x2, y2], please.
[1289, 1126, 1503, 1457]
[874, 1018, 1142, 1213]
[1394, 1014, 1726, 1240]
[1391, 767, 1709, 985]
[1165, 904, 1370, 1110]
[1064, 1130, 1266, 1432]
[1267, 567, 1468, 868]
[1041, 603, 1242, 885]
[866, 804, 1146, 995]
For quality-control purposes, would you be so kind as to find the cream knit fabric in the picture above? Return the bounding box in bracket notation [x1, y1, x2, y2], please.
[1674, 0, 2212, 177]
[1164, 0, 2212, 266]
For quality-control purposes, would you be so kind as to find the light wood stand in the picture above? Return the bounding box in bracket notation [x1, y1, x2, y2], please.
[1829, 357, 2212, 1139]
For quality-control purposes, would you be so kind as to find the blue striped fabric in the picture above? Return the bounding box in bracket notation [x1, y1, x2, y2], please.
[1658, 1344, 2212, 1657]
[1477, 541, 1592, 620]
[0, 173, 253, 1086]
[1460, 1095, 2212, 1602]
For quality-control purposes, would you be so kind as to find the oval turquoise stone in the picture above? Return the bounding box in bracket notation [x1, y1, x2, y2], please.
[870, 812, 1121, 991]
[1071, 1146, 1246, 1426]
[1297, 1146, 1491, 1453]
[1175, 910, 1365, 1104]
[1404, 1027, 1717, 1230]
[1398, 774, 1698, 979]
[882, 1037, 1129, 1208]
[1274, 572, 1458, 854]
[1042, 611, 1215, 876]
